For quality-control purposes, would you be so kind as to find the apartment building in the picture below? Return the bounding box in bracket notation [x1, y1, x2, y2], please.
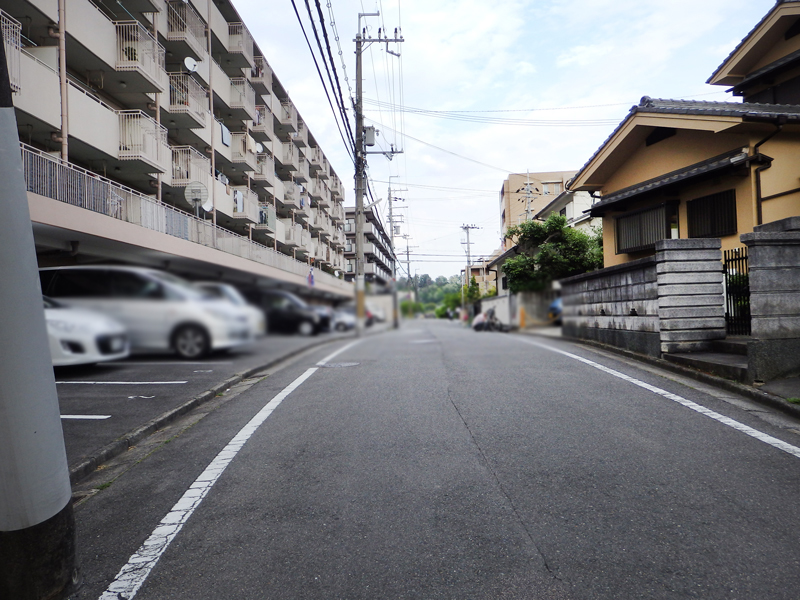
[343, 207, 395, 287]
[2, 0, 349, 297]
[499, 171, 575, 250]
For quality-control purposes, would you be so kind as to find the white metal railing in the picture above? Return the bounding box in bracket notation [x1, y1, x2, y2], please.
[231, 132, 257, 171]
[166, 1, 206, 58]
[280, 141, 298, 170]
[255, 203, 276, 231]
[172, 146, 211, 188]
[2, 10, 21, 93]
[230, 77, 256, 120]
[318, 155, 329, 179]
[231, 186, 259, 221]
[168, 73, 208, 127]
[228, 23, 254, 66]
[307, 146, 321, 169]
[251, 56, 272, 88]
[21, 143, 349, 291]
[296, 156, 309, 181]
[114, 21, 167, 91]
[118, 110, 170, 172]
[253, 105, 271, 134]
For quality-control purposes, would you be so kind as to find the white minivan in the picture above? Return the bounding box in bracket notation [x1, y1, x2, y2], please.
[39, 266, 251, 359]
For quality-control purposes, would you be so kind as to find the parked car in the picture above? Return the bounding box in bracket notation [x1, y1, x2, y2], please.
[256, 290, 321, 335]
[45, 296, 129, 367]
[309, 304, 334, 332]
[332, 306, 356, 331]
[39, 266, 251, 359]
[193, 281, 266, 338]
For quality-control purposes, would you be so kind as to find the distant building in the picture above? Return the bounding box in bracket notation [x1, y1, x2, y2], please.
[343, 207, 395, 287]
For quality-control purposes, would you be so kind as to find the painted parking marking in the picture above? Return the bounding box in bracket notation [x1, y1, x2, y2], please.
[519, 338, 800, 460]
[101, 340, 363, 600]
[61, 415, 111, 420]
[56, 381, 188, 385]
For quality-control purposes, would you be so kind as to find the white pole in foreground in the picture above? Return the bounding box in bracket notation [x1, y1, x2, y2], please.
[0, 29, 78, 600]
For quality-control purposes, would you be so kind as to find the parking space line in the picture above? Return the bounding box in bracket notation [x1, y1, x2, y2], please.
[61, 415, 111, 420]
[105, 361, 233, 366]
[56, 381, 188, 385]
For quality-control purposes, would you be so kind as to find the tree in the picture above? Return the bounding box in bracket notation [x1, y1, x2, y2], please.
[503, 214, 602, 293]
[462, 276, 481, 303]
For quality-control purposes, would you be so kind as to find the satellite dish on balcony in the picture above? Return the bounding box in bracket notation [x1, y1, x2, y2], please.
[255, 142, 264, 153]
[184, 181, 208, 216]
[184, 57, 198, 73]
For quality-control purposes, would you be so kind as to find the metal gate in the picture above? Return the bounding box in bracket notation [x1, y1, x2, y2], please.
[723, 247, 750, 336]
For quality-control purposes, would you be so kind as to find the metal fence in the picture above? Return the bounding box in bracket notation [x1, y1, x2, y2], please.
[1, 9, 21, 93]
[21, 143, 350, 291]
[166, 0, 206, 58]
[168, 73, 208, 127]
[114, 21, 167, 90]
[723, 247, 750, 336]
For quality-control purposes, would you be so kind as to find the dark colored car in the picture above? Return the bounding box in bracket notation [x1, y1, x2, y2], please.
[257, 290, 321, 335]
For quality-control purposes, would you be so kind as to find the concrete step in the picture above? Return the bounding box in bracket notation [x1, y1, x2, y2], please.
[710, 337, 749, 356]
[663, 352, 749, 383]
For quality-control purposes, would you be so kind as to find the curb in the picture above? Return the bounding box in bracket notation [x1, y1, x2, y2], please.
[519, 330, 800, 422]
[68, 335, 348, 486]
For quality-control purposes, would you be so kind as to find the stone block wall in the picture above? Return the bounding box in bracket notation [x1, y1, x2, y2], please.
[742, 216, 800, 381]
[562, 239, 726, 357]
[655, 239, 726, 353]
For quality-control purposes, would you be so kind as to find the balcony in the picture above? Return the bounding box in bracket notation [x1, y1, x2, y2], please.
[228, 23, 255, 69]
[254, 203, 277, 232]
[231, 187, 260, 223]
[166, 1, 207, 59]
[250, 56, 273, 95]
[295, 156, 310, 183]
[230, 77, 257, 122]
[118, 110, 170, 173]
[276, 141, 299, 172]
[171, 146, 211, 190]
[293, 119, 308, 148]
[2, 10, 21, 93]
[230, 132, 257, 171]
[317, 155, 330, 180]
[114, 21, 168, 93]
[281, 221, 302, 247]
[252, 152, 277, 188]
[307, 146, 322, 171]
[251, 105, 273, 142]
[281, 182, 301, 210]
[276, 100, 297, 134]
[167, 73, 208, 129]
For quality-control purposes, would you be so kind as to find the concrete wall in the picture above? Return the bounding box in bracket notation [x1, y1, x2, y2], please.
[561, 239, 725, 356]
[742, 217, 800, 382]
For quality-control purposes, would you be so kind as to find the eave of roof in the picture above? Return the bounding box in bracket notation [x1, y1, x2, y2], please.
[707, 0, 800, 85]
[534, 190, 574, 219]
[487, 246, 519, 269]
[588, 148, 753, 216]
[568, 97, 800, 192]
[732, 46, 800, 93]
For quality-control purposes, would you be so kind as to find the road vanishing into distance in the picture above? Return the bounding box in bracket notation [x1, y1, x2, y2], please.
[67, 321, 800, 599]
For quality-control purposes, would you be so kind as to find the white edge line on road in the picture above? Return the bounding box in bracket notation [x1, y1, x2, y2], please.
[99, 338, 362, 600]
[518, 338, 800, 460]
[105, 361, 234, 366]
[316, 339, 362, 366]
[56, 381, 188, 385]
[60, 415, 111, 420]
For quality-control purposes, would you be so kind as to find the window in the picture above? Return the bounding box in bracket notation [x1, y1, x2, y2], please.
[687, 190, 737, 238]
[616, 203, 678, 254]
[559, 207, 567, 217]
[43, 269, 112, 298]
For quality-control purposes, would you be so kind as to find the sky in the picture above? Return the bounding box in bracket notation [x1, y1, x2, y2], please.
[235, 0, 777, 280]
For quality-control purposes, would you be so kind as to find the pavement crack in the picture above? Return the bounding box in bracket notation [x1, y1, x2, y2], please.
[445, 386, 562, 582]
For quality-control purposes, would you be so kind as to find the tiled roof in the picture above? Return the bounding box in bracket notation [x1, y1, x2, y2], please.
[733, 47, 800, 92]
[706, 0, 800, 84]
[567, 97, 800, 191]
[588, 148, 750, 216]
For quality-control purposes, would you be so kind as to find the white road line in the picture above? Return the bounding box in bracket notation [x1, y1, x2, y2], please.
[60, 415, 111, 420]
[56, 381, 188, 385]
[100, 339, 362, 600]
[105, 361, 234, 366]
[518, 338, 800, 460]
[316, 340, 362, 366]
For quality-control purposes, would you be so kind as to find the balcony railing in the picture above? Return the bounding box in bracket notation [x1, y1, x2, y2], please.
[172, 146, 211, 189]
[114, 21, 168, 91]
[2, 10, 21, 93]
[228, 23, 254, 67]
[251, 56, 272, 92]
[118, 110, 170, 172]
[230, 77, 256, 121]
[279, 100, 297, 132]
[168, 73, 208, 127]
[20, 143, 349, 291]
[166, 1, 207, 58]
[253, 152, 276, 186]
[231, 186, 259, 222]
[231, 132, 257, 171]
[279, 141, 298, 171]
[255, 203, 276, 232]
[252, 105, 272, 138]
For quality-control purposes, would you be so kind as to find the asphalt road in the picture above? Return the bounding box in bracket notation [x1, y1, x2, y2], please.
[68, 320, 800, 599]
[55, 331, 349, 472]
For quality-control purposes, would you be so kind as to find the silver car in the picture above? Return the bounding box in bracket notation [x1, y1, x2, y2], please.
[39, 266, 251, 359]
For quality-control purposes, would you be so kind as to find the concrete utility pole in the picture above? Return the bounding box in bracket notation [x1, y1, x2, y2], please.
[519, 171, 539, 222]
[387, 177, 407, 329]
[461, 224, 480, 323]
[354, 13, 403, 336]
[0, 32, 78, 600]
